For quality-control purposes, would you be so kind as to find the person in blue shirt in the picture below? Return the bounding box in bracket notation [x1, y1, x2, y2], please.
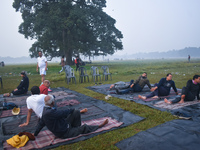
[34, 95, 108, 138]
[138, 73, 178, 100]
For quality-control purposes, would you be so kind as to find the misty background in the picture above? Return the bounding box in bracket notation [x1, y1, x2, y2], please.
[0, 0, 200, 64]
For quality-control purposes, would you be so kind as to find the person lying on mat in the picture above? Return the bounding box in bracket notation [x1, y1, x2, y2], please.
[164, 75, 200, 104]
[19, 86, 46, 127]
[39, 80, 50, 95]
[3, 71, 29, 97]
[34, 95, 109, 138]
[115, 72, 152, 94]
[138, 73, 179, 100]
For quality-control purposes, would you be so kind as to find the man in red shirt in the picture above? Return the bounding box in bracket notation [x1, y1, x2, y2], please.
[39, 80, 50, 95]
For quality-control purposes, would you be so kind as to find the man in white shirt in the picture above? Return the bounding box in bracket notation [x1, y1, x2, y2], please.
[19, 86, 46, 127]
[36, 51, 48, 84]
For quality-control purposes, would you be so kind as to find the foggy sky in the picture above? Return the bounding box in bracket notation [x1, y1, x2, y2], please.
[1, 0, 200, 58]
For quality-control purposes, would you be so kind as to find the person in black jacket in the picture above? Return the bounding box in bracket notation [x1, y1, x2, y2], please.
[138, 73, 178, 100]
[3, 71, 29, 97]
[164, 75, 200, 104]
[34, 95, 108, 138]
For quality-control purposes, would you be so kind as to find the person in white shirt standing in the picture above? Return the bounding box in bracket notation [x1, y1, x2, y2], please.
[36, 51, 48, 84]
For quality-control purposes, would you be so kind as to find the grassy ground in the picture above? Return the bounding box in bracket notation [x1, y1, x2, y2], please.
[0, 59, 200, 150]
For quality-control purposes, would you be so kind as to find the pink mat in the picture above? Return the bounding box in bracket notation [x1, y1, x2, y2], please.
[154, 100, 200, 110]
[4, 117, 123, 150]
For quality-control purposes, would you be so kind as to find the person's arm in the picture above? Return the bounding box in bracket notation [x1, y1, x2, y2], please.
[197, 90, 200, 100]
[34, 118, 45, 136]
[36, 62, 39, 72]
[19, 109, 33, 127]
[146, 79, 152, 89]
[172, 81, 178, 94]
[45, 61, 48, 71]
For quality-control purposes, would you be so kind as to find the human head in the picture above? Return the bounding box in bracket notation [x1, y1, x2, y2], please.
[20, 71, 26, 77]
[193, 75, 200, 83]
[43, 80, 50, 88]
[44, 94, 55, 106]
[166, 73, 172, 81]
[31, 86, 40, 95]
[38, 51, 42, 57]
[142, 72, 147, 77]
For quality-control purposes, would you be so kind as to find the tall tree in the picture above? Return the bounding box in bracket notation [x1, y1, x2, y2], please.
[13, 0, 123, 64]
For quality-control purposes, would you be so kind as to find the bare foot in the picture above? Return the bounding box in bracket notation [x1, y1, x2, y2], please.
[152, 96, 159, 99]
[138, 95, 146, 100]
[80, 108, 88, 113]
[3, 93, 10, 97]
[164, 98, 172, 104]
[99, 119, 109, 128]
[178, 99, 184, 104]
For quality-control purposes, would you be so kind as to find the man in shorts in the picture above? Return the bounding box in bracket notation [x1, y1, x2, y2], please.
[36, 51, 48, 84]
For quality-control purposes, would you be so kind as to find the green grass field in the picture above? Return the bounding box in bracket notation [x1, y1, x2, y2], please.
[0, 59, 200, 150]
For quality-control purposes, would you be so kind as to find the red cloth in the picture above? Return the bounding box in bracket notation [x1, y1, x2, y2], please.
[39, 84, 48, 95]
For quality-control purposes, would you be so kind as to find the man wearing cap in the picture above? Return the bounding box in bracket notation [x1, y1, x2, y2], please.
[34, 95, 109, 138]
[36, 51, 48, 84]
[19, 86, 46, 127]
[3, 71, 29, 97]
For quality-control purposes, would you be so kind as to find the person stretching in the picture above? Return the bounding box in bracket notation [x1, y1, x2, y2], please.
[164, 75, 200, 104]
[116, 72, 152, 94]
[34, 95, 109, 138]
[138, 73, 178, 100]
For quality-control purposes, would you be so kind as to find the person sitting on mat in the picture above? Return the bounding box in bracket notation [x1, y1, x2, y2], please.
[34, 95, 109, 138]
[3, 71, 29, 97]
[19, 86, 46, 127]
[115, 72, 152, 94]
[138, 73, 179, 100]
[164, 74, 200, 104]
[39, 80, 50, 95]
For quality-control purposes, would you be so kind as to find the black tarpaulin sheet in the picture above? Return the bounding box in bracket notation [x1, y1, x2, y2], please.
[87, 83, 200, 119]
[115, 119, 200, 150]
[0, 87, 144, 150]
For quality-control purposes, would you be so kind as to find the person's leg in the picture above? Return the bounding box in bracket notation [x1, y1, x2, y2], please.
[157, 86, 168, 96]
[66, 110, 81, 127]
[62, 119, 108, 139]
[41, 74, 45, 83]
[146, 91, 156, 98]
[119, 88, 132, 94]
[12, 89, 25, 95]
[133, 84, 142, 92]
[62, 124, 99, 138]
[40, 67, 46, 83]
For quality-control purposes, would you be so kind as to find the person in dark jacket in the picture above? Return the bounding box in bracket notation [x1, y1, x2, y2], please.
[115, 72, 152, 94]
[138, 73, 178, 100]
[34, 95, 108, 138]
[3, 71, 29, 97]
[164, 75, 200, 104]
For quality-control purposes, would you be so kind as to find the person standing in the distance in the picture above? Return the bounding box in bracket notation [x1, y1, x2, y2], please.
[36, 51, 48, 85]
[188, 55, 191, 63]
[58, 55, 65, 74]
